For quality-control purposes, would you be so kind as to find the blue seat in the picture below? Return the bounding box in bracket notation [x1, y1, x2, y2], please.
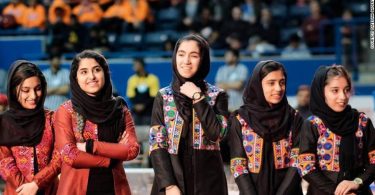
[119, 33, 143, 50]
[143, 32, 169, 50]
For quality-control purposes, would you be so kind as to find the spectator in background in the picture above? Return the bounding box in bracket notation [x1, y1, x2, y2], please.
[240, 0, 261, 24]
[20, 0, 46, 30]
[0, 94, 7, 113]
[122, 0, 150, 33]
[42, 56, 70, 110]
[302, 0, 326, 48]
[341, 9, 359, 74]
[101, 0, 126, 48]
[192, 6, 219, 45]
[281, 33, 312, 59]
[180, 0, 202, 31]
[215, 49, 248, 112]
[48, 0, 71, 25]
[72, 0, 103, 25]
[126, 58, 159, 125]
[2, 0, 27, 27]
[252, 7, 280, 47]
[0, 68, 7, 94]
[295, 85, 311, 119]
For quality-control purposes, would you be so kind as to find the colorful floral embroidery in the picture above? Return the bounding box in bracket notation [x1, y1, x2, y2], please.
[298, 153, 316, 176]
[305, 114, 366, 173]
[153, 84, 225, 155]
[236, 115, 294, 173]
[289, 148, 299, 168]
[61, 143, 79, 166]
[0, 111, 55, 181]
[230, 157, 249, 178]
[149, 126, 169, 154]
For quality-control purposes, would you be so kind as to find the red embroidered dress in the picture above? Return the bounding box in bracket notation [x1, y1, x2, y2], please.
[55, 100, 139, 195]
[0, 110, 60, 195]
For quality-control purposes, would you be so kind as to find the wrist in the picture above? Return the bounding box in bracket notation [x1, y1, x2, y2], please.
[191, 91, 203, 100]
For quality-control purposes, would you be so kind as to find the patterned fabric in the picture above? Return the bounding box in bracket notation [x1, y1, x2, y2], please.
[230, 157, 249, 178]
[149, 83, 227, 154]
[236, 115, 295, 173]
[0, 111, 56, 182]
[59, 101, 102, 163]
[298, 114, 367, 176]
[298, 153, 316, 176]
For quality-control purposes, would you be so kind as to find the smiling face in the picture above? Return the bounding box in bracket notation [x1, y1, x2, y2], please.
[175, 40, 201, 79]
[324, 76, 350, 112]
[76, 58, 105, 97]
[261, 70, 286, 106]
[16, 76, 42, 109]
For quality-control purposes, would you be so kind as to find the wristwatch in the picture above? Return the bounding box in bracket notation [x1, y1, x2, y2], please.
[353, 177, 363, 186]
[192, 91, 202, 100]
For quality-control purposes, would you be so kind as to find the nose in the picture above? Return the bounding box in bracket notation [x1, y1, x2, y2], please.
[89, 70, 96, 80]
[30, 90, 37, 99]
[275, 83, 282, 91]
[183, 56, 190, 64]
[338, 90, 347, 100]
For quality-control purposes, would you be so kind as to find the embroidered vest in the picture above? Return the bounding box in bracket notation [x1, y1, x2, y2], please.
[310, 113, 366, 172]
[150, 83, 227, 155]
[235, 114, 298, 173]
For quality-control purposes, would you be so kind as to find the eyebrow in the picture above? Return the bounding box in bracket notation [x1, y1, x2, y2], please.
[78, 65, 101, 71]
[177, 50, 199, 55]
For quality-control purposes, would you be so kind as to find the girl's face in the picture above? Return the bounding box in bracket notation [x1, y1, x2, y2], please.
[324, 76, 350, 112]
[76, 58, 105, 97]
[176, 40, 200, 79]
[17, 76, 42, 109]
[261, 70, 286, 106]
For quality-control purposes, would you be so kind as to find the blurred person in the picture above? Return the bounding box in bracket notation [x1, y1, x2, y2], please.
[2, 0, 27, 27]
[100, 0, 126, 48]
[228, 60, 303, 195]
[191, 6, 219, 44]
[295, 84, 312, 119]
[42, 56, 70, 111]
[281, 33, 312, 59]
[122, 0, 150, 33]
[247, 35, 277, 57]
[341, 9, 360, 74]
[215, 49, 248, 112]
[302, 0, 326, 48]
[20, 0, 46, 30]
[48, 0, 71, 25]
[54, 50, 139, 194]
[126, 58, 159, 125]
[0, 60, 61, 195]
[298, 65, 375, 195]
[213, 6, 250, 49]
[252, 7, 280, 47]
[0, 94, 7, 113]
[149, 34, 229, 195]
[180, 0, 202, 31]
[240, 0, 260, 24]
[72, 0, 103, 25]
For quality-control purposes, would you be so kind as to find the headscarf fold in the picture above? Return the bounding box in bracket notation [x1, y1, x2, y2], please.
[236, 60, 294, 142]
[0, 60, 47, 146]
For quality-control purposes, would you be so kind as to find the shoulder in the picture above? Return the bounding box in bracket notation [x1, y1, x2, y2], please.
[56, 100, 74, 113]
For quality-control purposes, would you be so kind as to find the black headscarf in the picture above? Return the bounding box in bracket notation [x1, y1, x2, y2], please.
[0, 60, 47, 146]
[171, 34, 210, 138]
[70, 50, 125, 142]
[236, 60, 294, 142]
[310, 65, 359, 136]
[310, 65, 360, 176]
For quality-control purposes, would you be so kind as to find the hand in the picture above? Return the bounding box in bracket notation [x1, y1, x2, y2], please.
[165, 185, 181, 195]
[16, 181, 38, 195]
[335, 180, 359, 195]
[180, 82, 201, 99]
[76, 142, 86, 152]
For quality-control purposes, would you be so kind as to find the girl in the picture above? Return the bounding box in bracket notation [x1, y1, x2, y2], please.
[149, 34, 229, 195]
[298, 65, 375, 195]
[54, 50, 139, 194]
[0, 60, 60, 195]
[229, 60, 303, 195]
